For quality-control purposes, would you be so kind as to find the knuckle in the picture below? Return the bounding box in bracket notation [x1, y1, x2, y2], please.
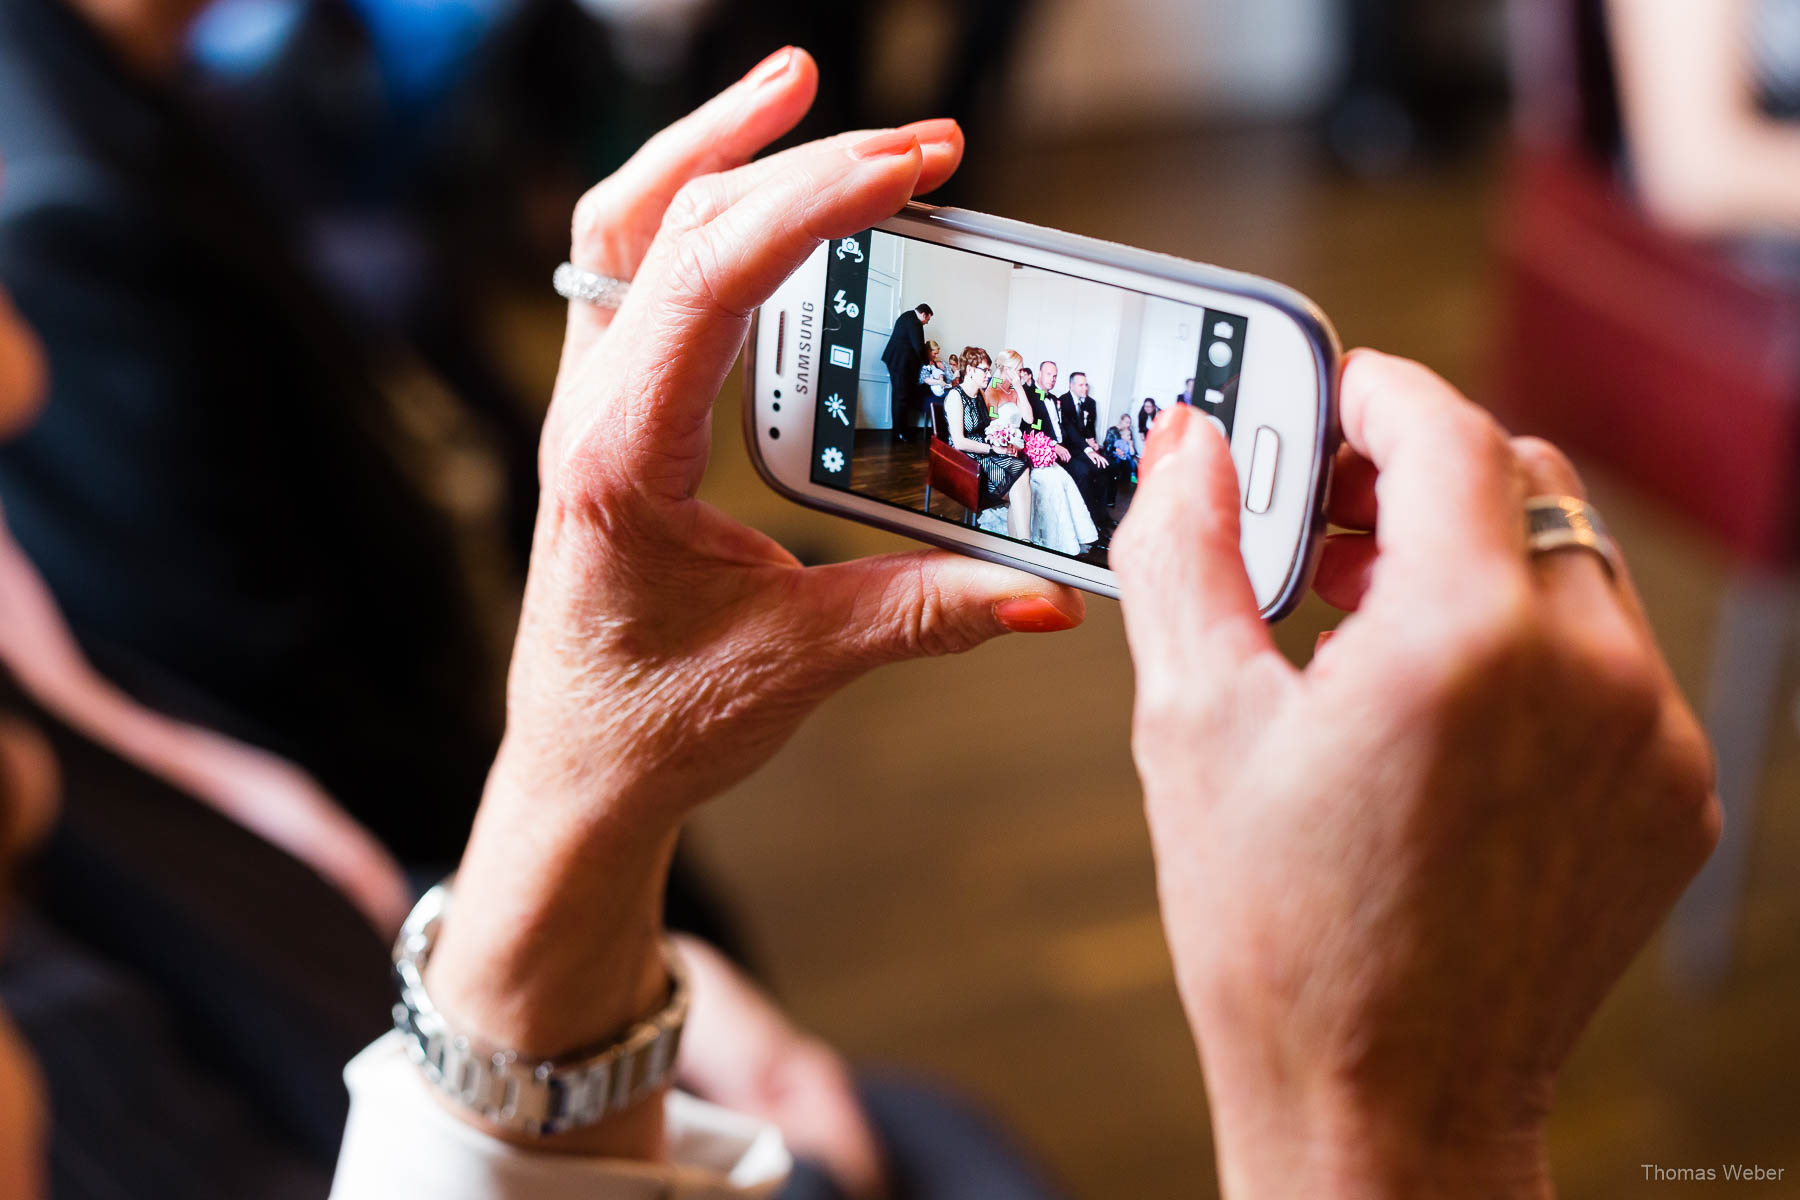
[894, 563, 973, 660]
[571, 183, 617, 255]
[1465, 411, 1518, 474]
[1511, 436, 1585, 495]
[664, 228, 737, 318]
[663, 175, 726, 238]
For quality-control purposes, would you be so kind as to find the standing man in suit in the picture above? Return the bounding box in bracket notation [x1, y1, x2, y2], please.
[881, 302, 932, 441]
[1176, 377, 1197, 406]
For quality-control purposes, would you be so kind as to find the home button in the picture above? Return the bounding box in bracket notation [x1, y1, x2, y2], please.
[1245, 426, 1280, 514]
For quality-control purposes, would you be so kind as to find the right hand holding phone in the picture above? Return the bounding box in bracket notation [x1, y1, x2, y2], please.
[1112, 350, 1719, 1196]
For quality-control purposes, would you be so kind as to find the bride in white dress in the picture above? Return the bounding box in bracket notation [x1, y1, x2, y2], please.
[989, 352, 1098, 556]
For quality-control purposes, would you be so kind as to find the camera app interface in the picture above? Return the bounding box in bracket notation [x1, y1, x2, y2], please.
[809, 229, 1247, 568]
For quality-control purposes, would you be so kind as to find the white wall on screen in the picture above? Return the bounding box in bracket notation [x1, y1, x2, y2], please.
[1004, 268, 1123, 409]
[1102, 292, 1146, 431]
[1123, 296, 1203, 424]
[879, 238, 1012, 412]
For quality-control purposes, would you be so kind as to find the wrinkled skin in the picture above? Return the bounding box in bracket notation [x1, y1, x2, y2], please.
[1113, 352, 1720, 1198]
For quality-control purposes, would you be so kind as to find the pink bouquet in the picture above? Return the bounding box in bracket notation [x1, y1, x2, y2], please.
[985, 423, 1023, 455]
[1022, 429, 1057, 469]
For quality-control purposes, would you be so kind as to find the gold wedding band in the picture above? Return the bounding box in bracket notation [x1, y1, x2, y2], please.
[1525, 495, 1622, 579]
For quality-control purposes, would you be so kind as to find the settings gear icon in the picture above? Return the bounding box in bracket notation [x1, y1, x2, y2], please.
[820, 447, 846, 474]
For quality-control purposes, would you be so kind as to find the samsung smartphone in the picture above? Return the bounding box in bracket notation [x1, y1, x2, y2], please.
[743, 203, 1340, 619]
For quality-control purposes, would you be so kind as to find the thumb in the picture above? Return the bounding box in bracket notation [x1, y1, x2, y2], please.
[1112, 405, 1282, 709]
[800, 551, 1085, 673]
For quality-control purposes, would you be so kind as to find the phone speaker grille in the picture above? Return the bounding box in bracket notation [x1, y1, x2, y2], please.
[775, 311, 786, 376]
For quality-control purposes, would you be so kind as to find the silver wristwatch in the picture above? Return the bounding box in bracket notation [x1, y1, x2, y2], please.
[391, 880, 689, 1137]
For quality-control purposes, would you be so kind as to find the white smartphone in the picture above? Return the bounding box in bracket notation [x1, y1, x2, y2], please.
[743, 203, 1340, 620]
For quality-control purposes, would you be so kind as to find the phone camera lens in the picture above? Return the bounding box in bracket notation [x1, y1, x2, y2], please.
[772, 402, 782, 412]
[773, 389, 782, 399]
[769, 427, 781, 440]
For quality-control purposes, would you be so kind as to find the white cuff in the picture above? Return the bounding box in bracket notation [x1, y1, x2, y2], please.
[330, 1033, 791, 1200]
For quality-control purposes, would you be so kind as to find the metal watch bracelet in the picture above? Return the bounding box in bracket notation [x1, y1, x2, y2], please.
[391, 880, 689, 1137]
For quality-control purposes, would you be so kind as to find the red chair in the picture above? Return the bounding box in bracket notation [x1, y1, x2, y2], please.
[1496, 0, 1800, 980]
[924, 402, 979, 526]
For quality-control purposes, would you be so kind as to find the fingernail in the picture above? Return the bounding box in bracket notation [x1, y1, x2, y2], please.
[849, 129, 920, 161]
[1314, 630, 1335, 653]
[1140, 403, 1194, 479]
[745, 46, 796, 89]
[995, 596, 1080, 634]
[899, 117, 960, 147]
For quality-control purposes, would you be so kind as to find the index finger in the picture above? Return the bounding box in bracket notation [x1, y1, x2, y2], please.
[571, 47, 819, 280]
[580, 131, 930, 500]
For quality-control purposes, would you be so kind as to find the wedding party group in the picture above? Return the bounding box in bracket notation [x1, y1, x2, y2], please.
[927, 344, 1139, 557]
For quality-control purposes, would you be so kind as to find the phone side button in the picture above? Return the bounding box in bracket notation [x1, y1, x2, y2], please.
[1245, 426, 1280, 515]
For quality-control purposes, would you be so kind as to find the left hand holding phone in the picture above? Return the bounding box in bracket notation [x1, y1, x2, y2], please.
[1112, 352, 1718, 1198]
[420, 47, 1085, 1167]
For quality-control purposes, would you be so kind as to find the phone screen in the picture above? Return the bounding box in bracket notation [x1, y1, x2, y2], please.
[808, 228, 1248, 568]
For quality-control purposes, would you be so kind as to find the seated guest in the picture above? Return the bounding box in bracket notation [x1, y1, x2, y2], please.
[993, 351, 1096, 554]
[919, 340, 950, 436]
[1102, 414, 1140, 504]
[921, 341, 950, 397]
[1137, 397, 1163, 442]
[945, 346, 1035, 538]
[0, 61, 1080, 1200]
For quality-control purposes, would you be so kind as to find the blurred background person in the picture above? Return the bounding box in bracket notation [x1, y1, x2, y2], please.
[0, 73, 1083, 1196]
[1604, 0, 1800, 268]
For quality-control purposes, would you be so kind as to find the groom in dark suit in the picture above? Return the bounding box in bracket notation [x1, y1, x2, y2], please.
[880, 302, 932, 441]
[1063, 373, 1116, 528]
[1030, 366, 1112, 531]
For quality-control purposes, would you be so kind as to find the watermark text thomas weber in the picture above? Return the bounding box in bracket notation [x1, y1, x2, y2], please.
[1642, 1164, 1786, 1182]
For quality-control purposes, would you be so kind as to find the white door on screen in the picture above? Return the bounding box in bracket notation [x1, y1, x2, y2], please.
[857, 235, 903, 429]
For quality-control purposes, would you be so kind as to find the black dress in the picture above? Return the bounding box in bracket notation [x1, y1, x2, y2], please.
[959, 390, 1027, 510]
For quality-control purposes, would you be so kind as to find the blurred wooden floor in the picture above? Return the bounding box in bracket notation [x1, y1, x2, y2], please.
[508, 124, 1799, 1198]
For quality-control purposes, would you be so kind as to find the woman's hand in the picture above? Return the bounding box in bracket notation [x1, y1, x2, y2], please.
[425, 49, 1083, 1157]
[1112, 351, 1719, 1198]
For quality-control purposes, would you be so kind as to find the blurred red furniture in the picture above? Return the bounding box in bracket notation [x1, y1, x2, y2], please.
[925, 405, 979, 526]
[1497, 0, 1800, 980]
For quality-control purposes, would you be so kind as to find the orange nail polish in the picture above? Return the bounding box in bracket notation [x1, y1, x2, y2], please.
[899, 117, 960, 146]
[745, 46, 796, 88]
[996, 596, 1079, 634]
[849, 129, 920, 161]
